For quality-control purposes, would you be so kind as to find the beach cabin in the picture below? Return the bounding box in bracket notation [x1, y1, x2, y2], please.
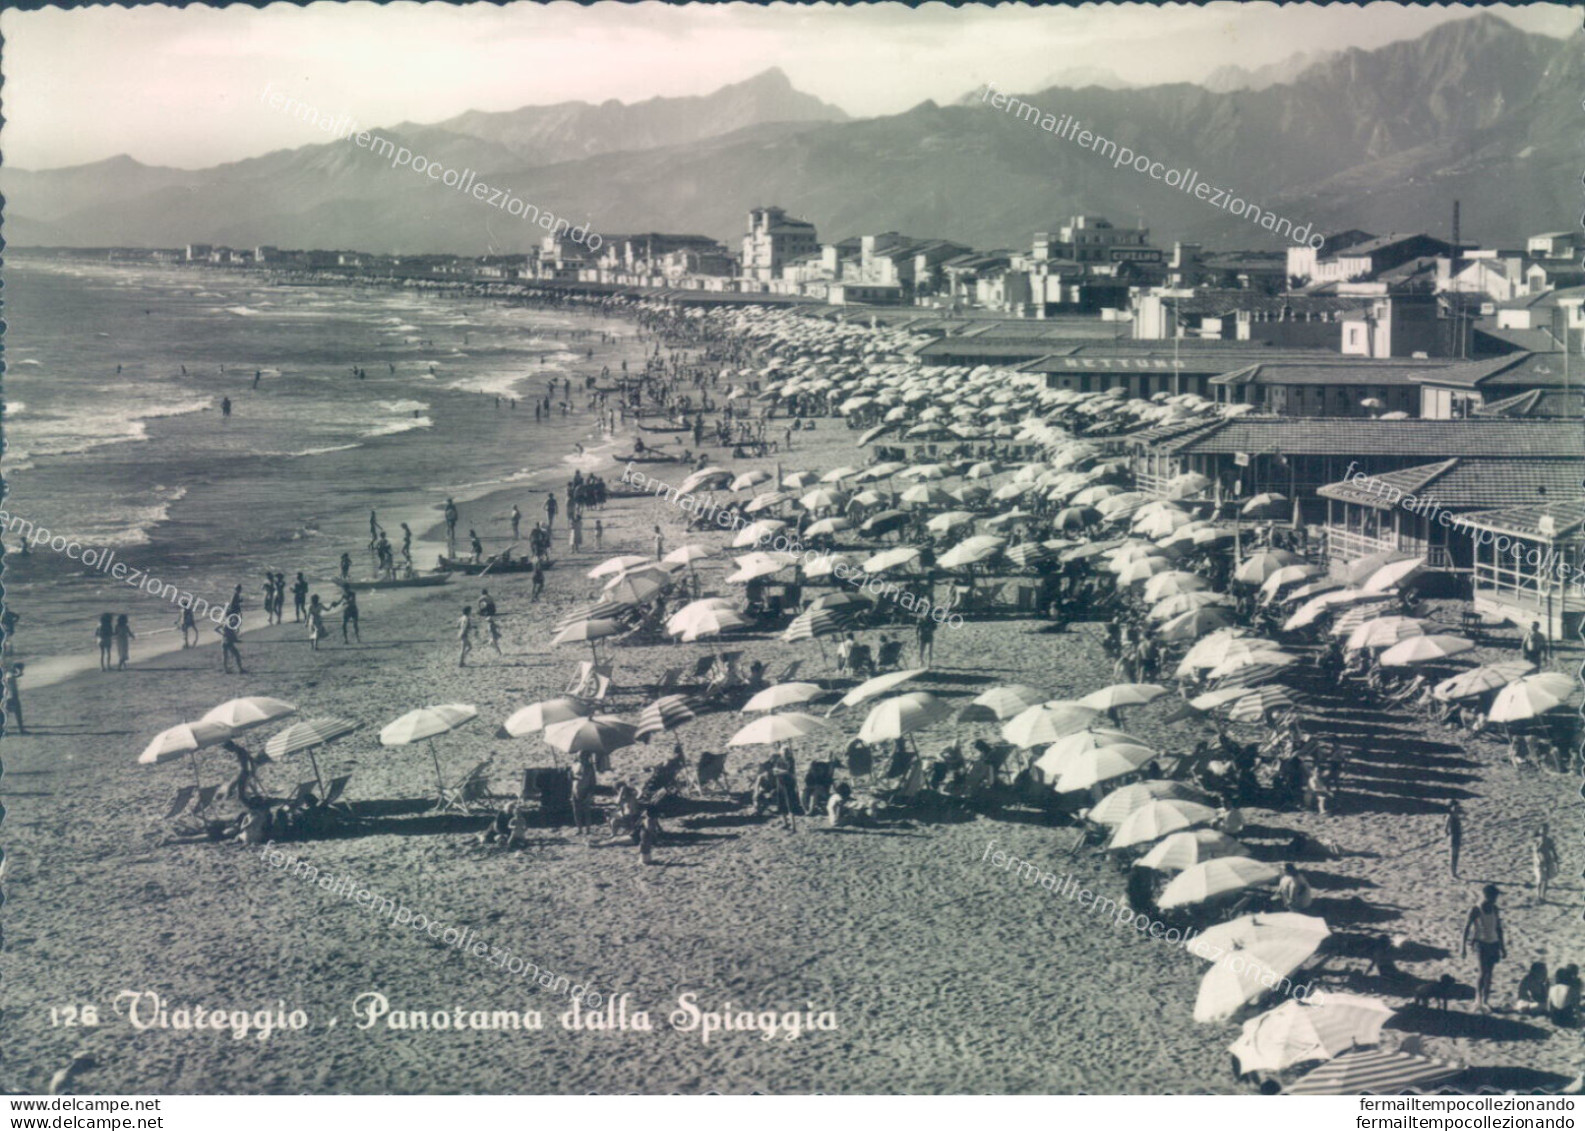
[1454, 502, 1585, 638]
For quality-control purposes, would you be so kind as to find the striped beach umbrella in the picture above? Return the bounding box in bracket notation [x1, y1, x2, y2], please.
[1433, 661, 1535, 702]
[542, 715, 638, 757]
[587, 555, 651, 579]
[556, 601, 635, 631]
[1379, 634, 1475, 668]
[1227, 686, 1299, 722]
[1345, 615, 1428, 651]
[1285, 1048, 1461, 1095]
[1230, 994, 1397, 1075]
[635, 695, 699, 740]
[1004, 543, 1056, 570]
[1489, 672, 1576, 722]
[783, 606, 857, 644]
[1109, 799, 1218, 850]
[264, 716, 357, 795]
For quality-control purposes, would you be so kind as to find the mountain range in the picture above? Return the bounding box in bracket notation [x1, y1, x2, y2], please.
[5, 15, 1577, 256]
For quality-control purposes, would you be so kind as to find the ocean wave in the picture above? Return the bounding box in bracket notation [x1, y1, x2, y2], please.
[224, 305, 266, 316]
[4, 397, 211, 463]
[361, 416, 432, 439]
[445, 371, 536, 398]
[6, 401, 26, 415]
[376, 399, 429, 414]
[16, 359, 42, 366]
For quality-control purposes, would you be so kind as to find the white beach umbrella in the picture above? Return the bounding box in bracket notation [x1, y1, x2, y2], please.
[1159, 856, 1281, 910]
[858, 692, 952, 743]
[1002, 701, 1103, 749]
[1109, 799, 1218, 850]
[728, 711, 834, 746]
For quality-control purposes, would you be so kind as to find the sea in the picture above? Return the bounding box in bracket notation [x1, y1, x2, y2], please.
[1, 257, 642, 681]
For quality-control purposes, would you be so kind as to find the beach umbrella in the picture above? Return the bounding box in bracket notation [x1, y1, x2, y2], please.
[678, 468, 732, 493]
[821, 465, 862, 484]
[552, 618, 623, 661]
[805, 516, 852, 538]
[1051, 744, 1158, 791]
[1284, 589, 1388, 631]
[1139, 828, 1244, 871]
[588, 555, 651, 579]
[1003, 701, 1102, 748]
[862, 546, 921, 574]
[1379, 634, 1474, 668]
[1160, 856, 1280, 910]
[1165, 472, 1213, 500]
[555, 600, 636, 632]
[742, 683, 825, 712]
[1109, 799, 1218, 849]
[1158, 606, 1235, 642]
[635, 695, 700, 740]
[1258, 564, 1323, 603]
[1345, 616, 1427, 652]
[201, 696, 298, 734]
[1043, 728, 1143, 762]
[1188, 685, 1259, 712]
[1227, 686, 1299, 722]
[1341, 550, 1416, 587]
[1116, 557, 1176, 586]
[380, 704, 478, 803]
[1229, 994, 1397, 1075]
[264, 716, 357, 796]
[809, 591, 872, 614]
[799, 488, 845, 511]
[1054, 506, 1101, 531]
[1089, 780, 1214, 825]
[1489, 672, 1576, 722]
[602, 571, 669, 606]
[833, 668, 928, 712]
[1149, 592, 1232, 621]
[1004, 543, 1056, 570]
[728, 712, 834, 746]
[664, 597, 736, 633]
[1205, 649, 1297, 682]
[498, 697, 591, 738]
[731, 469, 773, 492]
[1328, 603, 1392, 640]
[856, 461, 906, 482]
[1432, 661, 1535, 702]
[744, 490, 793, 515]
[138, 720, 234, 791]
[663, 543, 714, 567]
[1175, 629, 1257, 676]
[779, 470, 819, 490]
[724, 551, 796, 584]
[543, 715, 638, 758]
[926, 511, 978, 535]
[1361, 556, 1425, 594]
[966, 461, 999, 480]
[802, 553, 855, 579]
[1240, 492, 1289, 519]
[859, 692, 952, 743]
[1194, 938, 1320, 1023]
[1142, 570, 1210, 603]
[900, 483, 954, 508]
[1234, 551, 1305, 586]
[1035, 739, 1154, 780]
[937, 540, 1002, 570]
[732, 519, 787, 548]
[958, 684, 1050, 723]
[860, 510, 912, 538]
[1188, 911, 1331, 959]
[1078, 683, 1168, 711]
[1284, 1048, 1462, 1095]
[672, 604, 749, 644]
[1283, 579, 1345, 606]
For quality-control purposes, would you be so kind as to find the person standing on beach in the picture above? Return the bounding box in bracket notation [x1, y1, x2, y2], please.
[1445, 801, 1463, 879]
[1522, 621, 1547, 667]
[306, 595, 326, 651]
[221, 620, 245, 675]
[916, 615, 936, 667]
[531, 560, 545, 601]
[400, 523, 413, 567]
[292, 572, 309, 623]
[331, 584, 361, 643]
[1534, 824, 1559, 904]
[468, 529, 484, 565]
[1462, 885, 1506, 1012]
[178, 605, 199, 648]
[595, 518, 604, 550]
[444, 498, 460, 555]
[113, 614, 135, 670]
[457, 606, 474, 667]
[262, 574, 279, 625]
[1, 607, 18, 657]
[570, 513, 583, 553]
[339, 553, 352, 582]
[369, 509, 382, 548]
[4, 663, 25, 735]
[652, 525, 665, 561]
[510, 504, 522, 541]
[94, 612, 115, 671]
[544, 492, 558, 534]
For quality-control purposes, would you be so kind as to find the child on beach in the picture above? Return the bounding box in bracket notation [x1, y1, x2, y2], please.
[94, 612, 114, 671]
[307, 595, 326, 651]
[113, 614, 135, 670]
[457, 606, 474, 667]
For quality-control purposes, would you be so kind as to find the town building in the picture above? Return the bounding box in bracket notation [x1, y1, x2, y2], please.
[741, 206, 818, 282]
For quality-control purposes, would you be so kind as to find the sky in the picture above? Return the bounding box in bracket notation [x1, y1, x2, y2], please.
[2, 1, 1576, 171]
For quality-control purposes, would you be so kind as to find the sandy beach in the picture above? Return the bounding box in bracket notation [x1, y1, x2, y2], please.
[2, 302, 1581, 1095]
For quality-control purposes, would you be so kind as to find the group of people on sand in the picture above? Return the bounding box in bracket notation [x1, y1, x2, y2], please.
[92, 612, 136, 671]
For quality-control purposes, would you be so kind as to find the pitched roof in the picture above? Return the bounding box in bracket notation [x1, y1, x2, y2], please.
[1318, 458, 1583, 510]
[1145, 418, 1584, 459]
[1210, 361, 1439, 387]
[1474, 388, 1585, 418]
[1454, 501, 1585, 541]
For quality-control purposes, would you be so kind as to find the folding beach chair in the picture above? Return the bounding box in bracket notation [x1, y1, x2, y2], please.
[285, 781, 319, 807]
[846, 741, 874, 780]
[193, 784, 221, 813]
[696, 751, 730, 794]
[653, 666, 683, 694]
[163, 785, 197, 819]
[775, 659, 803, 683]
[456, 761, 495, 808]
[565, 660, 595, 697]
[689, 654, 716, 682]
[590, 662, 615, 701]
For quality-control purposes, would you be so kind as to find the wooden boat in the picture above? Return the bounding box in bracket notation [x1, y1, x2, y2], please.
[436, 555, 544, 576]
[638, 419, 690, 433]
[346, 572, 453, 591]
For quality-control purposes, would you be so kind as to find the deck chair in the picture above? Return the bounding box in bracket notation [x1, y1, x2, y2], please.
[163, 785, 197, 819]
[846, 742, 874, 780]
[653, 666, 683, 694]
[321, 775, 352, 810]
[565, 660, 595, 697]
[876, 639, 905, 672]
[457, 761, 494, 807]
[697, 751, 730, 793]
[286, 781, 319, 807]
[193, 784, 221, 813]
[775, 659, 804, 682]
[887, 757, 925, 805]
[590, 662, 615, 701]
[689, 654, 716, 681]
